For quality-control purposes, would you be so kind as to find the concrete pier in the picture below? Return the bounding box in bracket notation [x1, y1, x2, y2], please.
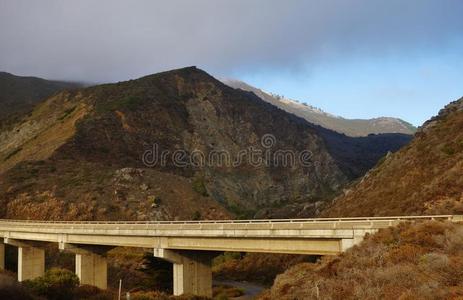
[75, 253, 107, 289]
[154, 249, 214, 297]
[0, 242, 4, 270]
[4, 238, 46, 282]
[173, 253, 212, 297]
[18, 246, 45, 281]
[60, 243, 108, 289]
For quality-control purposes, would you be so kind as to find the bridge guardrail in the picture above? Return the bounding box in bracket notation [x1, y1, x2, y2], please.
[0, 215, 458, 226]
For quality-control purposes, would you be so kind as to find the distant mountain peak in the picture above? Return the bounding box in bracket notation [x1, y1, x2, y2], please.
[222, 79, 416, 137]
[271, 93, 339, 118]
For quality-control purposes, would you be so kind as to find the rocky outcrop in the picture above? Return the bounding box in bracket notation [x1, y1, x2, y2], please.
[418, 97, 463, 133]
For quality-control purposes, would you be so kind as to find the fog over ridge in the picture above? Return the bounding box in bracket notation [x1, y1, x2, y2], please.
[1, 0, 462, 82]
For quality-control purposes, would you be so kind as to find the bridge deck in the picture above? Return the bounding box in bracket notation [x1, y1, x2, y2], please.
[0, 215, 460, 255]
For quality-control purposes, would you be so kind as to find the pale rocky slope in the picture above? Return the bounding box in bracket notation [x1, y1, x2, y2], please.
[223, 79, 416, 137]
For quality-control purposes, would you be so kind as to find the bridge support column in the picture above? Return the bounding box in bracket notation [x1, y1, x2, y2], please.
[4, 238, 46, 281]
[0, 242, 4, 270]
[76, 253, 107, 289]
[341, 229, 379, 251]
[18, 247, 45, 281]
[154, 249, 214, 297]
[59, 243, 109, 290]
[172, 253, 212, 297]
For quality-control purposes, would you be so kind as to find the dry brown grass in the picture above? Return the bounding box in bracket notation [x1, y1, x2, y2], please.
[0, 92, 89, 173]
[129, 290, 209, 300]
[0, 160, 230, 221]
[261, 221, 463, 300]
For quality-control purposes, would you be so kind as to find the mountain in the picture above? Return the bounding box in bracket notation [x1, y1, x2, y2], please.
[0, 67, 411, 221]
[223, 79, 416, 137]
[0, 72, 82, 129]
[322, 96, 463, 217]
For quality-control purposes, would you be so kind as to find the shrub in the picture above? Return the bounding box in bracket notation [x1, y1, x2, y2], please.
[192, 211, 202, 220]
[73, 285, 114, 300]
[441, 144, 456, 155]
[0, 272, 34, 300]
[192, 178, 208, 197]
[24, 268, 79, 300]
[130, 291, 169, 300]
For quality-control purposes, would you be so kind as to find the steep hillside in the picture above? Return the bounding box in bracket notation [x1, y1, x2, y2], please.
[223, 79, 416, 137]
[0, 72, 81, 129]
[0, 67, 411, 220]
[261, 220, 463, 299]
[323, 97, 463, 217]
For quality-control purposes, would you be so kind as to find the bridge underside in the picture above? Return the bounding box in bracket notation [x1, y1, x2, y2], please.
[0, 236, 356, 297]
[2, 231, 351, 255]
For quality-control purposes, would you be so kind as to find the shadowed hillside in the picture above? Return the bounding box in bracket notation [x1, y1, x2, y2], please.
[0, 72, 81, 129]
[322, 97, 463, 217]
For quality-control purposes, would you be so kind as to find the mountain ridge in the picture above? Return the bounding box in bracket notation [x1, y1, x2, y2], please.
[0, 71, 82, 130]
[223, 79, 416, 137]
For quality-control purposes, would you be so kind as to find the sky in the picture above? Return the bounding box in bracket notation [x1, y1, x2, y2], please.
[1, 0, 462, 126]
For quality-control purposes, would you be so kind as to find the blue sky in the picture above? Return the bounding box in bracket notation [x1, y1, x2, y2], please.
[1, 0, 462, 126]
[235, 40, 463, 126]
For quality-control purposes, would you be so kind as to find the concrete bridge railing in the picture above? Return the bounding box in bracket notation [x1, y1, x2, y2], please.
[0, 215, 461, 297]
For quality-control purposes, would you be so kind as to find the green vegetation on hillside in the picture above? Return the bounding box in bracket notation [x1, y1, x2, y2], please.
[95, 95, 144, 113]
[192, 177, 209, 197]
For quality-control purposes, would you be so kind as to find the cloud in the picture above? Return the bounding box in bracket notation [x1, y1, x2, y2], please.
[0, 0, 462, 82]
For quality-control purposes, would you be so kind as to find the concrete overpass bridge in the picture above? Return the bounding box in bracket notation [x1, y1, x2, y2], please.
[0, 215, 461, 297]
